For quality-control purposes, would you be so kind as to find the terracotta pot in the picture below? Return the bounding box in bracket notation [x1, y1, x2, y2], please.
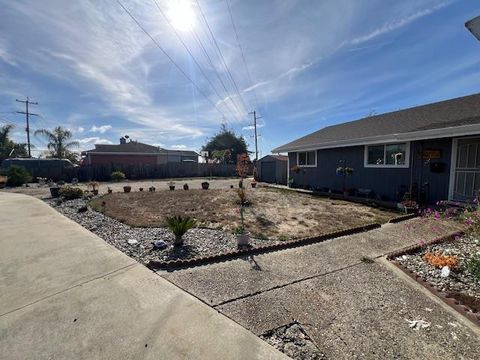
[92, 190, 99, 196]
[107, 189, 113, 194]
[201, 182, 209, 190]
[123, 186, 131, 193]
[251, 182, 257, 188]
[169, 185, 175, 191]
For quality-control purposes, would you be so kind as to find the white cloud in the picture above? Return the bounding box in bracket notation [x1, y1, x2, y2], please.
[78, 137, 112, 145]
[350, 1, 452, 45]
[242, 124, 265, 131]
[90, 125, 112, 133]
[171, 144, 187, 150]
[76, 126, 85, 133]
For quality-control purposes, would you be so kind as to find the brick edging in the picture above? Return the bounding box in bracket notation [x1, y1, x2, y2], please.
[386, 232, 480, 326]
[388, 213, 418, 223]
[147, 222, 381, 270]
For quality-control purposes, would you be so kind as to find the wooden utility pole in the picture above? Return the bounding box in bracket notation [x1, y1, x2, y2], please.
[16, 97, 38, 157]
[248, 110, 261, 161]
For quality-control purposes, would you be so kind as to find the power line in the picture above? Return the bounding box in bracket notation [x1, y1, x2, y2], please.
[151, 0, 240, 122]
[194, 0, 250, 115]
[190, 28, 244, 119]
[225, 0, 259, 109]
[115, 0, 227, 119]
[16, 97, 38, 157]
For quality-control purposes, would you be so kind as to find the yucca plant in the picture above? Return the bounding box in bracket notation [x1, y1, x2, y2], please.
[165, 216, 196, 247]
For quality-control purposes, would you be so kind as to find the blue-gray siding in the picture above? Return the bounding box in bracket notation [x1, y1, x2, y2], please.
[289, 138, 453, 204]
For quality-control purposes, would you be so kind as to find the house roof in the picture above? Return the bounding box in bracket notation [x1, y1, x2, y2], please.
[83, 141, 198, 156]
[273, 93, 480, 153]
[259, 155, 288, 162]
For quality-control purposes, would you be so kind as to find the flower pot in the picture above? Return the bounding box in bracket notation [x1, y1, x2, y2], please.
[123, 186, 131, 193]
[201, 182, 209, 190]
[92, 190, 99, 196]
[183, 184, 189, 190]
[139, 187, 144, 192]
[230, 185, 234, 189]
[107, 189, 113, 194]
[50, 187, 60, 198]
[149, 186, 156, 192]
[236, 233, 250, 247]
[251, 182, 257, 188]
[169, 186, 175, 191]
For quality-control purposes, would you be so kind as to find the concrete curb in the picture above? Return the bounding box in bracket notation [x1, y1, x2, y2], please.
[148, 223, 381, 270]
[386, 232, 480, 326]
[388, 213, 418, 223]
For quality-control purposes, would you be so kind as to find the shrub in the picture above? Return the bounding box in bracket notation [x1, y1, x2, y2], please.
[467, 257, 480, 279]
[165, 215, 196, 247]
[5, 165, 32, 186]
[110, 171, 126, 181]
[59, 186, 84, 200]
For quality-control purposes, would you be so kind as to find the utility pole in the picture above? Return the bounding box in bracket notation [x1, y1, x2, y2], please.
[16, 97, 38, 157]
[248, 110, 261, 161]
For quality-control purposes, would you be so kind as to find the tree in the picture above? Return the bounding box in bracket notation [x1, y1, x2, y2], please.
[0, 124, 28, 162]
[34, 126, 79, 160]
[202, 124, 248, 164]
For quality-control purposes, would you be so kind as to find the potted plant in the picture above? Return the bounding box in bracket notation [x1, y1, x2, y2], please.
[235, 205, 250, 247]
[165, 215, 196, 247]
[201, 181, 209, 190]
[88, 181, 99, 196]
[149, 186, 156, 192]
[168, 181, 175, 191]
[183, 183, 189, 190]
[251, 182, 257, 188]
[399, 199, 419, 214]
[230, 184, 234, 189]
[107, 187, 113, 194]
[123, 185, 131, 193]
[336, 163, 354, 196]
[139, 187, 144, 192]
[49, 184, 60, 198]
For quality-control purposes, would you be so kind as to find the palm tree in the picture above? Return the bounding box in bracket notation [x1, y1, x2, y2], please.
[0, 124, 28, 161]
[34, 126, 79, 159]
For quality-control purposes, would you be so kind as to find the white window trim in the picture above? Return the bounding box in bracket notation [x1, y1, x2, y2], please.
[296, 150, 317, 167]
[364, 142, 410, 168]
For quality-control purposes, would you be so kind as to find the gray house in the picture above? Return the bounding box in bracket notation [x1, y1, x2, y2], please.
[273, 93, 480, 204]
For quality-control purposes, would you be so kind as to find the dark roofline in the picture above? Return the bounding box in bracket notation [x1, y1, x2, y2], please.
[273, 93, 480, 153]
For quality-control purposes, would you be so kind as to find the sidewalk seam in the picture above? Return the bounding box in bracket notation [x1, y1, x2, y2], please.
[0, 263, 138, 318]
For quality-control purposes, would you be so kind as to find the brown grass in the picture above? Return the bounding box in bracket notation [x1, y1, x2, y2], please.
[90, 187, 397, 240]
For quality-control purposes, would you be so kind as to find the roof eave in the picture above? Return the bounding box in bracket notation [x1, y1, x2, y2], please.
[272, 123, 480, 153]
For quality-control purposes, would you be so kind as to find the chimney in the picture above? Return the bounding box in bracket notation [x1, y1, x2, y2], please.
[120, 137, 126, 144]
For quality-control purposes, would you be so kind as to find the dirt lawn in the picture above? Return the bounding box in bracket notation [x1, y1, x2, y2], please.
[91, 187, 398, 240]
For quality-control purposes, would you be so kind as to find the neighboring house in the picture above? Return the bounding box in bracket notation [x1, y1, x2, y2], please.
[257, 155, 288, 185]
[272, 93, 480, 204]
[81, 138, 199, 166]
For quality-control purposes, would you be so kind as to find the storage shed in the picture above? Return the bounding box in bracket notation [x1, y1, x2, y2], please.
[257, 155, 288, 185]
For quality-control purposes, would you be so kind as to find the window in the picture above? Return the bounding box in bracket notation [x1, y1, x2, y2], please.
[365, 143, 409, 168]
[297, 151, 316, 167]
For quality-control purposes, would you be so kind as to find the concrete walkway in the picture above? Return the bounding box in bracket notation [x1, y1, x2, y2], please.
[0, 193, 287, 360]
[161, 218, 480, 359]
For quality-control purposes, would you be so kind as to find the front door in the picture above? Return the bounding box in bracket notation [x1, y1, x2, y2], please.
[453, 138, 480, 201]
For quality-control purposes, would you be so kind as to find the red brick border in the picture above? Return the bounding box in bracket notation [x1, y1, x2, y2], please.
[148, 222, 381, 270]
[386, 232, 480, 326]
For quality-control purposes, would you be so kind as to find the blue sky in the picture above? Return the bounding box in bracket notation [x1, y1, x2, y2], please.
[0, 0, 479, 158]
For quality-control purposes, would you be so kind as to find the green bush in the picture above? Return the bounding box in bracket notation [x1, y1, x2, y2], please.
[165, 215, 196, 247]
[5, 165, 32, 186]
[110, 171, 126, 181]
[467, 257, 480, 280]
[59, 186, 84, 200]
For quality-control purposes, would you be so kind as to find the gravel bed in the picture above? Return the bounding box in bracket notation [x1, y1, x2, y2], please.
[395, 235, 480, 298]
[48, 198, 278, 264]
[261, 322, 326, 360]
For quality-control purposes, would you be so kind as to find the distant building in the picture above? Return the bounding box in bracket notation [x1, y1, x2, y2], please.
[81, 137, 199, 166]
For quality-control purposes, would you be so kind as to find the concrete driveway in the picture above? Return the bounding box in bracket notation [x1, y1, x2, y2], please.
[0, 192, 286, 360]
[161, 218, 480, 359]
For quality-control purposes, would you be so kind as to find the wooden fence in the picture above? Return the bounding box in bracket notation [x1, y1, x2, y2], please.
[76, 163, 239, 181]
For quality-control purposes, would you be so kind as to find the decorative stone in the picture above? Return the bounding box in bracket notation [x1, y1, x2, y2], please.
[440, 266, 450, 278]
[128, 239, 138, 245]
[153, 240, 168, 250]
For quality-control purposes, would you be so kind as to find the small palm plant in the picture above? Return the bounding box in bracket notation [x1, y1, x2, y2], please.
[165, 215, 196, 247]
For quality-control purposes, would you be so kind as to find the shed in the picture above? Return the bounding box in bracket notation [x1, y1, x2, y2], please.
[257, 155, 288, 185]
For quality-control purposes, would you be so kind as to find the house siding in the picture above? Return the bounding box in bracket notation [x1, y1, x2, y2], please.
[288, 138, 453, 204]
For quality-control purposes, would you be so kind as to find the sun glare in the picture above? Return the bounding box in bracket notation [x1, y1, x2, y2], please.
[167, 0, 196, 32]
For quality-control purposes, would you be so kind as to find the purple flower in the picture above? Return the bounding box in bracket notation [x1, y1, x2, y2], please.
[465, 218, 474, 226]
[419, 239, 426, 247]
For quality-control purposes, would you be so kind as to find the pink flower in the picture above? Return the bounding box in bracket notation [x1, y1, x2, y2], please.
[419, 239, 426, 247]
[465, 218, 474, 226]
